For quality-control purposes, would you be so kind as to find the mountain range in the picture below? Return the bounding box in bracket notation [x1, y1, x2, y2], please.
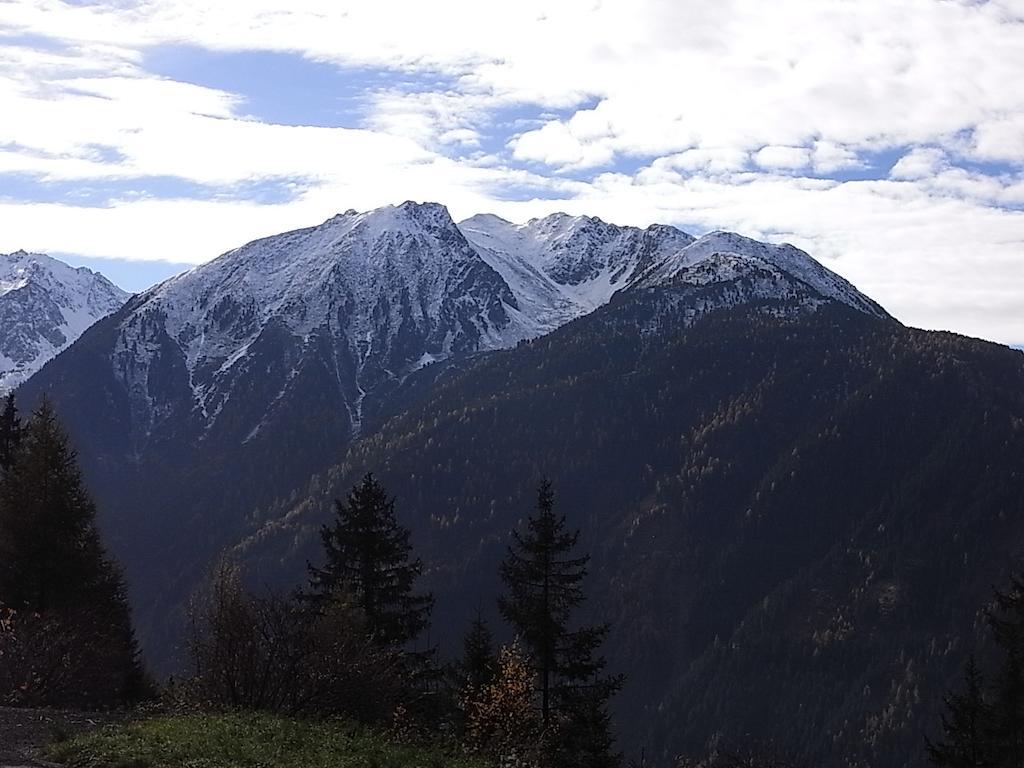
[15, 201, 1024, 766]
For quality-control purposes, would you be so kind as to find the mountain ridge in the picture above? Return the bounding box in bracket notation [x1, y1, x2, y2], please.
[16, 200, 894, 682]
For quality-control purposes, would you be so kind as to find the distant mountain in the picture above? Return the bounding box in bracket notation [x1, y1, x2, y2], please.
[18, 201, 888, 676]
[0, 251, 128, 392]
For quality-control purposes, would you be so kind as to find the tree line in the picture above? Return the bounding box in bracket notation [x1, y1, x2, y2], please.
[0, 393, 622, 768]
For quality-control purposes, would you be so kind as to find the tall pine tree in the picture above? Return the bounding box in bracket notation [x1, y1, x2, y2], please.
[926, 656, 993, 767]
[460, 611, 498, 691]
[307, 473, 433, 649]
[499, 478, 623, 768]
[987, 575, 1024, 767]
[0, 397, 147, 705]
[929, 573, 1024, 767]
[0, 392, 21, 474]
[0, 398, 110, 611]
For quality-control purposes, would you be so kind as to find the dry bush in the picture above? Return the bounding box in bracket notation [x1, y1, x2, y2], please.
[0, 604, 142, 707]
[461, 642, 544, 767]
[186, 563, 407, 722]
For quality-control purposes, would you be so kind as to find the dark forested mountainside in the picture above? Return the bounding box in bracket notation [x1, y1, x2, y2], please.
[237, 287, 1024, 767]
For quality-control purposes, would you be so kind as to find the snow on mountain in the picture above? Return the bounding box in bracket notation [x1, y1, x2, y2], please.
[461, 216, 886, 325]
[111, 201, 530, 438]
[84, 201, 889, 444]
[0, 251, 129, 392]
[459, 213, 695, 333]
[632, 230, 889, 318]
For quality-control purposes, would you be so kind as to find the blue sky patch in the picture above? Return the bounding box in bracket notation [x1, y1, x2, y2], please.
[0, 172, 311, 207]
[817, 147, 905, 181]
[143, 45, 460, 130]
[53, 253, 191, 293]
[0, 32, 70, 51]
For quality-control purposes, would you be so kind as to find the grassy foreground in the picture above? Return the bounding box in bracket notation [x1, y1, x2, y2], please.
[47, 712, 486, 768]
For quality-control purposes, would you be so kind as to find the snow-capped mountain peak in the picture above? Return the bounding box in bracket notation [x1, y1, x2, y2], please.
[635, 230, 888, 317]
[111, 201, 528, 439]
[0, 251, 129, 393]
[459, 212, 696, 331]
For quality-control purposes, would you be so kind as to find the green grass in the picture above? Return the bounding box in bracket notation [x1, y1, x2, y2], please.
[47, 712, 487, 768]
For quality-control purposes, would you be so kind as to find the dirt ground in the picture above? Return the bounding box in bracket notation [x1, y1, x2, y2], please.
[0, 707, 125, 767]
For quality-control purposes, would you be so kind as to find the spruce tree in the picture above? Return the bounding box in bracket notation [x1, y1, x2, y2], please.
[926, 656, 993, 768]
[307, 473, 433, 649]
[499, 478, 623, 767]
[0, 397, 147, 705]
[987, 575, 1024, 767]
[460, 611, 498, 691]
[929, 573, 1024, 767]
[0, 392, 21, 474]
[0, 398, 108, 610]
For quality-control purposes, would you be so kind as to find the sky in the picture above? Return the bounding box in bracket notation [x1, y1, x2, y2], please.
[0, 1, 1022, 343]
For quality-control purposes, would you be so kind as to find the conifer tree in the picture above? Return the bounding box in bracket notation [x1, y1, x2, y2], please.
[460, 611, 498, 691]
[929, 573, 1024, 767]
[0, 397, 148, 705]
[307, 473, 433, 649]
[0, 392, 21, 474]
[926, 656, 993, 768]
[499, 478, 623, 767]
[987, 575, 1024, 767]
[0, 398, 108, 610]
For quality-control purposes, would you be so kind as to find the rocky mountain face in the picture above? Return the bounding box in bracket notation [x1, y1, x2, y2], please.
[18, 201, 893, 693]
[459, 213, 887, 332]
[108, 201, 526, 450]
[0, 251, 128, 392]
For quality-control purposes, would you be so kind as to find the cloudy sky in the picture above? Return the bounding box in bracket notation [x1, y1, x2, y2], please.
[1, 0, 1023, 343]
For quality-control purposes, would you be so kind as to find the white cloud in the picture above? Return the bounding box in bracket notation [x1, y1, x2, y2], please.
[812, 141, 861, 174]
[6, 0, 1024, 165]
[754, 146, 812, 171]
[890, 148, 948, 180]
[648, 148, 749, 176]
[973, 115, 1024, 162]
[510, 120, 616, 169]
[0, 0, 1022, 344]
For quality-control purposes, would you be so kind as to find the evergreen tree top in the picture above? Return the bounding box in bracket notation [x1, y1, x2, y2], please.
[460, 611, 498, 691]
[307, 472, 433, 650]
[497, 478, 623, 766]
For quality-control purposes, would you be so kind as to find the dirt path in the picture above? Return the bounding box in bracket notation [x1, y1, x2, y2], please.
[0, 707, 125, 767]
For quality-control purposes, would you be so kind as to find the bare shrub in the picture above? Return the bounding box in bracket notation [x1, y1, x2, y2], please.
[0, 604, 144, 707]
[186, 562, 406, 721]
